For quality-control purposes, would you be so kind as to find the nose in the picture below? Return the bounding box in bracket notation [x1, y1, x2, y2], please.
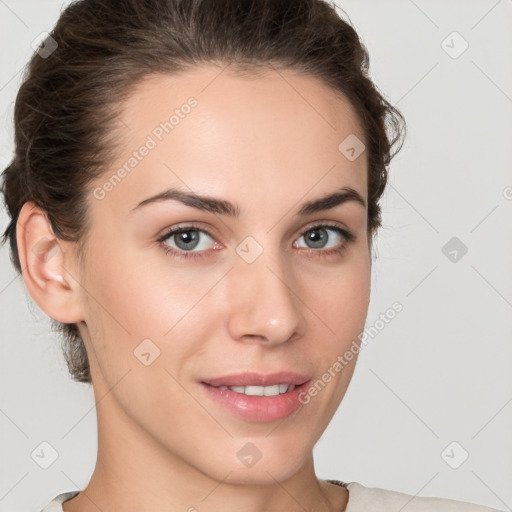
[226, 251, 306, 347]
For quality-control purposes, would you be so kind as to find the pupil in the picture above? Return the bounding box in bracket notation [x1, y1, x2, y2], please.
[308, 228, 327, 248]
[176, 230, 199, 250]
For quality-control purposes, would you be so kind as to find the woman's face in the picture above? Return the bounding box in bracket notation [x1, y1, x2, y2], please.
[76, 65, 371, 484]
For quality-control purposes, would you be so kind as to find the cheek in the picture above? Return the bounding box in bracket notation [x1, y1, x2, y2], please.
[309, 253, 371, 336]
[80, 239, 229, 386]
[84, 240, 211, 339]
[302, 253, 370, 403]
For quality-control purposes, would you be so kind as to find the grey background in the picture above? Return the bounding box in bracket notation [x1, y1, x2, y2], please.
[1, 1, 511, 511]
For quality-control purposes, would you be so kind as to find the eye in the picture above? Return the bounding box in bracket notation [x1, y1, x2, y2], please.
[293, 223, 356, 257]
[157, 222, 356, 261]
[158, 223, 218, 261]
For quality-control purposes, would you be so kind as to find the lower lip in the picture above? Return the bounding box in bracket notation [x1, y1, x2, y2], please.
[200, 381, 311, 423]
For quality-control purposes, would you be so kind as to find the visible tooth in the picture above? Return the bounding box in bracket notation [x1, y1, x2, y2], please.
[225, 384, 294, 396]
[244, 385, 264, 396]
[263, 385, 280, 396]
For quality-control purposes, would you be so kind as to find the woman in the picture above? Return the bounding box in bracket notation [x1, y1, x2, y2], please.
[0, 0, 501, 511]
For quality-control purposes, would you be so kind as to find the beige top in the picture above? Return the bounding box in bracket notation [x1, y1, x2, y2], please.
[40, 480, 501, 511]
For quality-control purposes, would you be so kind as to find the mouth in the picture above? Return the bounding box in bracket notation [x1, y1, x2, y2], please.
[199, 371, 312, 423]
[204, 382, 298, 397]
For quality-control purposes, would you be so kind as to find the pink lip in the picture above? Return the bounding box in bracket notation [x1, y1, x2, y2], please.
[199, 372, 312, 423]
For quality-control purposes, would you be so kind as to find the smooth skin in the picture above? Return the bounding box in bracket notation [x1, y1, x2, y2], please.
[17, 65, 372, 512]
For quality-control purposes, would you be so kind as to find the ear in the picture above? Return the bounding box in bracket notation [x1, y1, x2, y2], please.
[16, 201, 85, 324]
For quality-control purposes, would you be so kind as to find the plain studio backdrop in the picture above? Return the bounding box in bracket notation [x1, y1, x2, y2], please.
[1, 1, 511, 511]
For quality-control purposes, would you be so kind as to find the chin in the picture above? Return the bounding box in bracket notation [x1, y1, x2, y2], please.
[208, 437, 311, 486]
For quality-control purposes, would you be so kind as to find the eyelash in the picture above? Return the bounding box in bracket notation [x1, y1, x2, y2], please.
[157, 222, 356, 261]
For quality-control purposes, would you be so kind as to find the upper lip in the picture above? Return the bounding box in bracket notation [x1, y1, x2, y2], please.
[202, 371, 311, 387]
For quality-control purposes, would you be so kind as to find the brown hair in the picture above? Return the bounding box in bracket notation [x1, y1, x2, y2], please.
[1, 0, 406, 384]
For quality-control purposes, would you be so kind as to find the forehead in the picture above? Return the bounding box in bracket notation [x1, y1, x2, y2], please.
[119, 65, 365, 145]
[93, 65, 367, 218]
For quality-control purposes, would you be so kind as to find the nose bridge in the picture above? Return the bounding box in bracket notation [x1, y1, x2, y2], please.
[226, 241, 305, 345]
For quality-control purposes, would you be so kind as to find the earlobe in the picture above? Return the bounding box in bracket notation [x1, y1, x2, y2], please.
[16, 201, 85, 324]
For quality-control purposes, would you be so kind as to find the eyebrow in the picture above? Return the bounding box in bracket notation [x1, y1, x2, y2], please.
[130, 186, 366, 217]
